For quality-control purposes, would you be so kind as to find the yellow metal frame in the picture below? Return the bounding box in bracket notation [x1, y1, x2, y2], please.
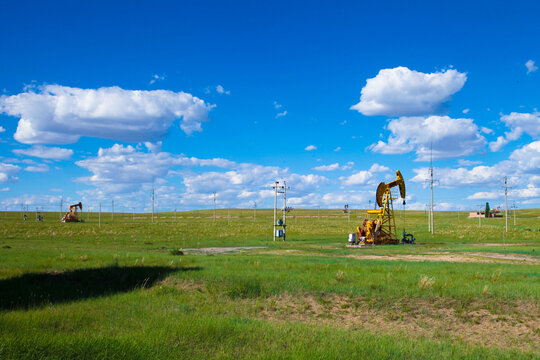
[359, 170, 404, 245]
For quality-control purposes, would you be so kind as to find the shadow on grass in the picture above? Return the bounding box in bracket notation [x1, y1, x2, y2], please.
[0, 265, 201, 311]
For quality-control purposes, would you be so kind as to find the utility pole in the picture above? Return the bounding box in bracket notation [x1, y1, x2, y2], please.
[511, 201, 517, 226]
[273, 181, 278, 242]
[424, 143, 439, 235]
[429, 159, 434, 235]
[504, 176, 509, 232]
[476, 203, 483, 227]
[283, 181, 287, 230]
[152, 186, 155, 223]
[213, 192, 216, 222]
[425, 204, 431, 232]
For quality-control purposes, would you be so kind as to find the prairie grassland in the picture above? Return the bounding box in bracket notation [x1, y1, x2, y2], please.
[0, 209, 538, 359]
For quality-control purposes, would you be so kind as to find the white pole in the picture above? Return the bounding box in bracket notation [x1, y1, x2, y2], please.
[273, 181, 277, 242]
[283, 181, 287, 241]
[504, 176, 508, 233]
[430, 166, 434, 235]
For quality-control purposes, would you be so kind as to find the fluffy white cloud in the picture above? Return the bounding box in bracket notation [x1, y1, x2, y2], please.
[370, 116, 486, 160]
[313, 162, 354, 171]
[75, 144, 328, 209]
[368, 163, 390, 172]
[13, 145, 73, 160]
[216, 85, 230, 95]
[0, 85, 212, 144]
[276, 110, 287, 118]
[412, 141, 540, 205]
[411, 165, 506, 188]
[0, 194, 64, 210]
[489, 112, 540, 151]
[0, 163, 20, 183]
[467, 191, 502, 200]
[480, 127, 493, 134]
[457, 159, 482, 166]
[149, 74, 165, 85]
[76, 144, 180, 186]
[508, 140, 540, 173]
[351, 67, 466, 116]
[305, 145, 317, 151]
[501, 112, 540, 137]
[0, 126, 5, 133]
[340, 163, 390, 187]
[24, 164, 49, 172]
[525, 60, 538, 74]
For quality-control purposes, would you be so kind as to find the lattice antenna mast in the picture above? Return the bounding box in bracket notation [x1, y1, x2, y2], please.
[271, 180, 291, 241]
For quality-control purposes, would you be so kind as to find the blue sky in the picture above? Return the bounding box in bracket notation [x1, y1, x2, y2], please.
[1, 0, 540, 213]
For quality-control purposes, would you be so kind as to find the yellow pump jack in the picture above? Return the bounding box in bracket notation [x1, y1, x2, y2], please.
[350, 170, 406, 245]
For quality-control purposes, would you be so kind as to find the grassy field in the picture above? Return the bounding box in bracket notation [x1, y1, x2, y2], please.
[0, 208, 539, 359]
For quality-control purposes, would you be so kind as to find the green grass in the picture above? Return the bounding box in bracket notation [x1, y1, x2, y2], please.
[0, 209, 539, 359]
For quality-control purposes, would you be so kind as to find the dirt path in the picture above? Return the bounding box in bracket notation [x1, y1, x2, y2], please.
[182, 246, 267, 254]
[346, 252, 540, 264]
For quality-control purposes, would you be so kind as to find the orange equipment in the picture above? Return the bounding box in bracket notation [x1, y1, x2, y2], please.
[61, 202, 82, 223]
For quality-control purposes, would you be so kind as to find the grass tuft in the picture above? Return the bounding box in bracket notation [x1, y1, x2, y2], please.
[418, 275, 435, 290]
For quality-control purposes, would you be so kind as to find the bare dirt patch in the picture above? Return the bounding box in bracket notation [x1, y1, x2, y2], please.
[258, 249, 539, 264]
[258, 293, 540, 352]
[346, 252, 540, 264]
[182, 246, 267, 255]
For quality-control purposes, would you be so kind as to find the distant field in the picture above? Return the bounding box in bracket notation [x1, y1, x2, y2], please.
[0, 209, 538, 359]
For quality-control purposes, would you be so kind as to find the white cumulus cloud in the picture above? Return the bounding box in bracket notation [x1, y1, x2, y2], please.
[216, 85, 230, 95]
[351, 67, 467, 116]
[75, 144, 329, 209]
[525, 60, 538, 74]
[305, 145, 317, 151]
[312, 162, 354, 171]
[13, 145, 73, 160]
[24, 164, 49, 172]
[489, 112, 540, 151]
[0, 163, 20, 183]
[369, 116, 486, 160]
[0, 85, 212, 145]
[340, 163, 390, 187]
[276, 110, 287, 118]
